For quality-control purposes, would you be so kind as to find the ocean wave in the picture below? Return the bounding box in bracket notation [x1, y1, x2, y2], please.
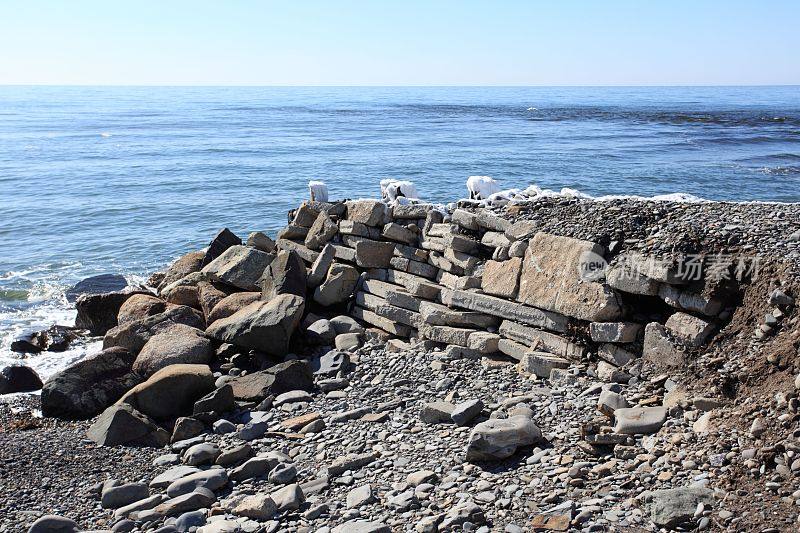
[758, 166, 800, 175]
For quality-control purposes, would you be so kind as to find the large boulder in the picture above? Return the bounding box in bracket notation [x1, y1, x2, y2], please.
[132, 325, 213, 377]
[41, 347, 141, 419]
[313, 263, 360, 306]
[66, 274, 128, 302]
[465, 415, 543, 461]
[76, 290, 149, 336]
[201, 245, 274, 291]
[117, 364, 215, 421]
[641, 487, 714, 528]
[304, 212, 338, 251]
[87, 403, 170, 447]
[518, 232, 621, 322]
[206, 294, 304, 356]
[160, 272, 207, 308]
[228, 360, 313, 401]
[207, 292, 261, 324]
[0, 365, 43, 394]
[202, 228, 242, 267]
[247, 231, 276, 253]
[117, 294, 168, 326]
[260, 250, 307, 300]
[158, 250, 205, 290]
[103, 305, 205, 355]
[197, 281, 232, 319]
[346, 200, 388, 227]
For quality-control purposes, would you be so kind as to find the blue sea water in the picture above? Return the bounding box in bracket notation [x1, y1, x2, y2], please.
[1, 85, 799, 376]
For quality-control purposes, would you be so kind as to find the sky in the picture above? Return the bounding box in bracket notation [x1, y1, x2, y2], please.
[1, 0, 799, 86]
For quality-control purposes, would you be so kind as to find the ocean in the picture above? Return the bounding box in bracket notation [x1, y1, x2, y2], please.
[1, 85, 799, 378]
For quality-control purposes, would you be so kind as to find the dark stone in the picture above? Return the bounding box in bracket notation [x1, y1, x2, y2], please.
[87, 403, 170, 447]
[260, 250, 307, 300]
[66, 274, 128, 303]
[10, 332, 43, 354]
[76, 290, 150, 336]
[0, 365, 43, 394]
[228, 360, 313, 401]
[41, 347, 141, 419]
[10, 325, 78, 353]
[193, 384, 235, 415]
[202, 228, 241, 267]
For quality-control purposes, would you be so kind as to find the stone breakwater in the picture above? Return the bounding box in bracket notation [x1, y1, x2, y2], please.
[1, 195, 800, 532]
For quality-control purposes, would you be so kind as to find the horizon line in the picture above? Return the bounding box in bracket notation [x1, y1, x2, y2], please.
[1, 83, 800, 88]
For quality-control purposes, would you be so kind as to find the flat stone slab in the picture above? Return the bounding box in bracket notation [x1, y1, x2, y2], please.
[518, 232, 622, 322]
[613, 406, 667, 435]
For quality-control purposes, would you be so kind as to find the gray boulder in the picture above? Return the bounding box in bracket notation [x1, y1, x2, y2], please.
[41, 347, 141, 419]
[193, 384, 235, 415]
[101, 482, 149, 509]
[132, 325, 213, 377]
[27, 514, 79, 533]
[306, 319, 336, 344]
[227, 360, 313, 401]
[66, 274, 127, 302]
[206, 294, 304, 356]
[166, 469, 229, 498]
[307, 243, 335, 287]
[330, 315, 365, 335]
[305, 212, 338, 250]
[154, 487, 216, 517]
[312, 350, 350, 376]
[641, 487, 714, 528]
[465, 415, 543, 461]
[87, 404, 170, 447]
[202, 244, 273, 291]
[260, 250, 307, 300]
[171, 417, 206, 443]
[313, 263, 359, 306]
[247, 231, 276, 253]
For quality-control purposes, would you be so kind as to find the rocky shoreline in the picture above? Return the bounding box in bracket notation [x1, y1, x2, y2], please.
[2, 192, 799, 533]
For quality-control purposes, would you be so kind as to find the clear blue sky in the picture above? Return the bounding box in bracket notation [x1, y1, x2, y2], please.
[1, 0, 798, 85]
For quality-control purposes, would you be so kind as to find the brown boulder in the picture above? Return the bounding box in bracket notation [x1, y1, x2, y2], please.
[206, 295, 304, 356]
[118, 294, 168, 326]
[117, 364, 214, 421]
[207, 292, 261, 324]
[103, 305, 205, 355]
[133, 325, 213, 377]
[158, 250, 205, 290]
